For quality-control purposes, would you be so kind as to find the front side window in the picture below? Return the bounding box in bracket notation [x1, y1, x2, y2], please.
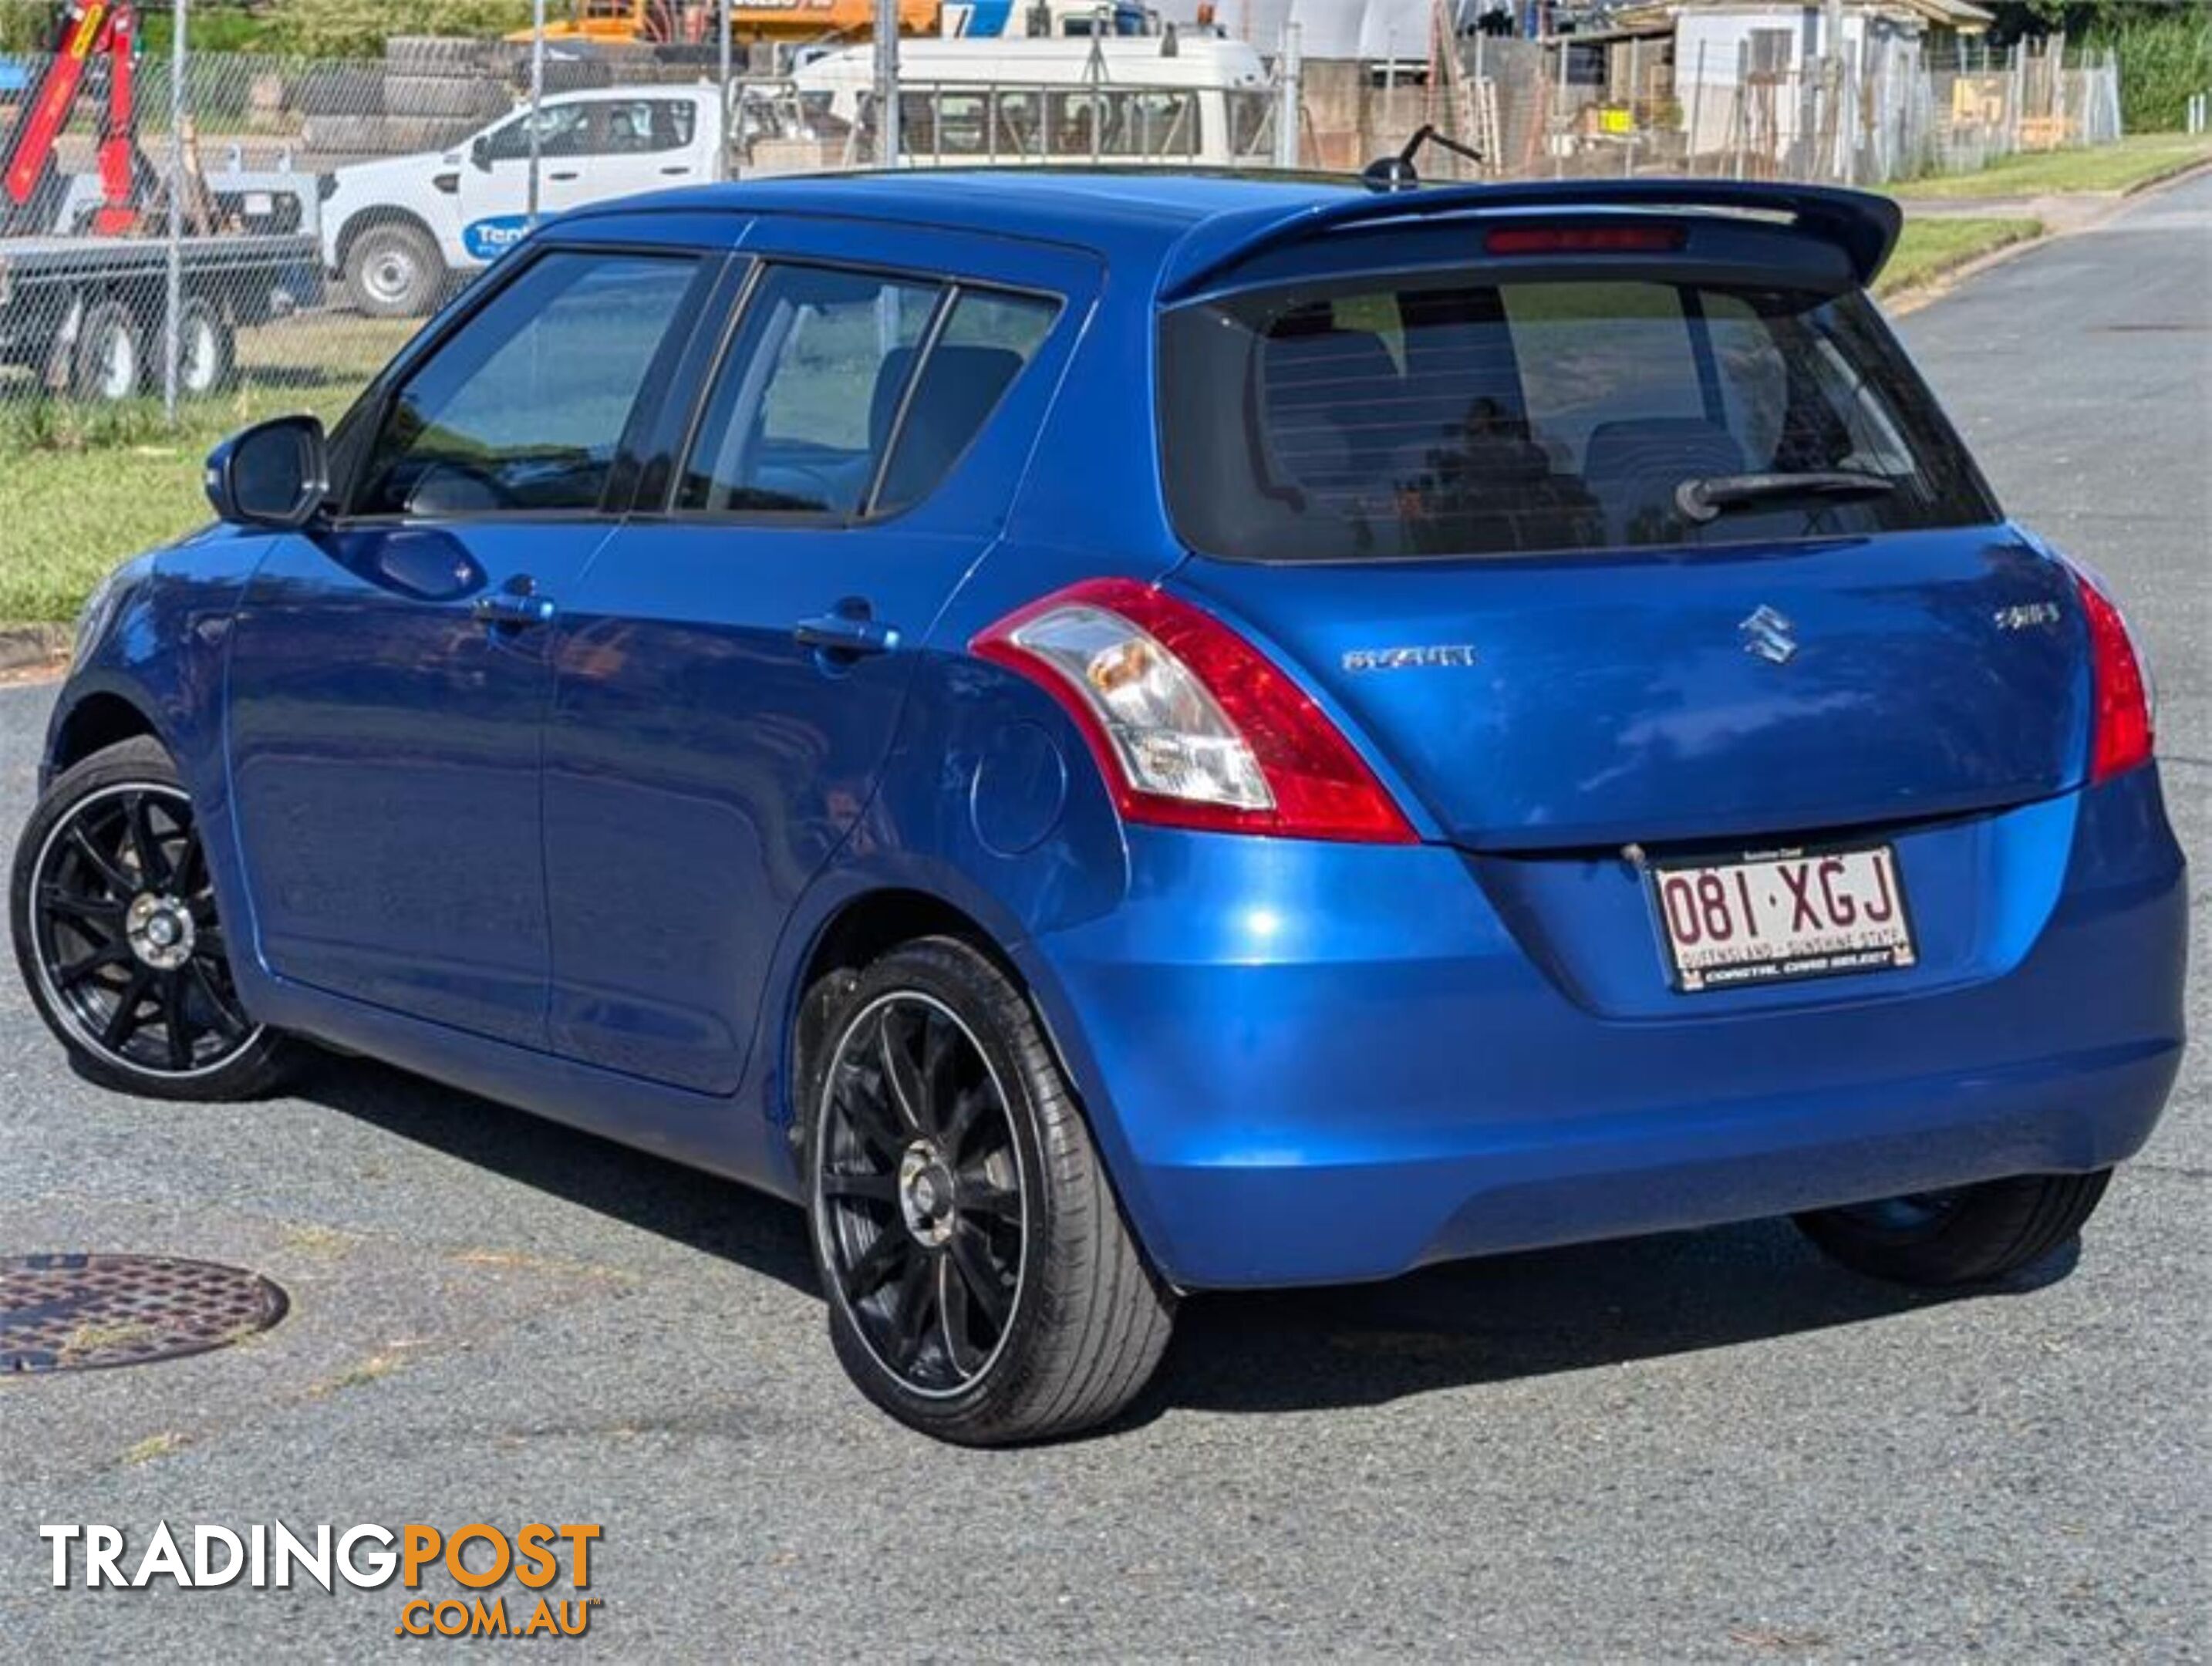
[676, 268, 1056, 520]
[1160, 276, 1998, 562]
[352, 251, 699, 518]
[481, 103, 591, 162]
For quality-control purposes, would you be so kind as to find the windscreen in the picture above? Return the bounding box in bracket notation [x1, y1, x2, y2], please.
[1159, 278, 1998, 562]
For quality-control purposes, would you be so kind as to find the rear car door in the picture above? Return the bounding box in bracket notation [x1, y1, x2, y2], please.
[561, 96, 713, 200]
[541, 229, 1090, 1094]
[224, 245, 713, 1047]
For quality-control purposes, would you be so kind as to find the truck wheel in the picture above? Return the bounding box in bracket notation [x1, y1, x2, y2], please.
[176, 298, 236, 396]
[71, 300, 144, 402]
[383, 75, 507, 121]
[804, 937, 1176, 1445]
[1795, 1171, 2113, 1287]
[304, 113, 388, 153]
[293, 65, 385, 117]
[346, 221, 443, 319]
[384, 36, 492, 73]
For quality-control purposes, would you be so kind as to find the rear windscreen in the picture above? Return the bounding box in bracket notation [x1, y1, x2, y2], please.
[1159, 278, 1998, 562]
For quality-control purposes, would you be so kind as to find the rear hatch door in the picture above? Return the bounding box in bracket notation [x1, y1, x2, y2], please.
[1178, 531, 2086, 851]
[1156, 229, 2088, 851]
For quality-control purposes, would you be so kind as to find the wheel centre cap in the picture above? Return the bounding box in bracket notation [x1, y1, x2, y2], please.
[125, 893, 194, 970]
[897, 1143, 956, 1246]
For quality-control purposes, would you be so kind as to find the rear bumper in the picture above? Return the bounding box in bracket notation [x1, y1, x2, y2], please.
[1013, 768, 2187, 1290]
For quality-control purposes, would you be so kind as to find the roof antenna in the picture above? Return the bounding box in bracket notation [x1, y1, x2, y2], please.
[1361, 123, 1485, 193]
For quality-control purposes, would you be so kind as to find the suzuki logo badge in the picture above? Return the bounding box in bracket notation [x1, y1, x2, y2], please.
[1739, 605, 1798, 666]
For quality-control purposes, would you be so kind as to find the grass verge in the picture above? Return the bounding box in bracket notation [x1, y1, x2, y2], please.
[0, 316, 410, 622]
[1876, 216, 2045, 299]
[1891, 132, 2212, 201]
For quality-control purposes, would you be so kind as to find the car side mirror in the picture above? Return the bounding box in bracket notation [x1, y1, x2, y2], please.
[204, 414, 329, 530]
[470, 135, 492, 170]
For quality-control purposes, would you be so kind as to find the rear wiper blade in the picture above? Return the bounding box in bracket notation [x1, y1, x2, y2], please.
[1675, 470, 1898, 524]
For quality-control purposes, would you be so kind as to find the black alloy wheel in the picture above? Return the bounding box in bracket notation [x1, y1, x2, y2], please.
[805, 937, 1175, 1445]
[12, 737, 295, 1099]
[814, 990, 1027, 1396]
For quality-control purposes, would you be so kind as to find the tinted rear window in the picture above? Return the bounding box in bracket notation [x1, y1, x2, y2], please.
[1159, 278, 1996, 562]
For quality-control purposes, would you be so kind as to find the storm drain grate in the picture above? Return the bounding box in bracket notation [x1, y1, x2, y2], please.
[2, 1253, 288, 1373]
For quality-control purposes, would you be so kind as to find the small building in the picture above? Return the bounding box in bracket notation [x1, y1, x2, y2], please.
[1614, 0, 1990, 164]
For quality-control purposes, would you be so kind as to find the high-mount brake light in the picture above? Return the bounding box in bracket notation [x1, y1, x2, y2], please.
[1483, 224, 1686, 256]
[2076, 572, 2153, 783]
[971, 578, 1418, 844]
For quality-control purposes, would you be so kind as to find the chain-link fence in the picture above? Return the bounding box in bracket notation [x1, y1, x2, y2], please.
[0, 4, 2138, 427]
[1299, 31, 2122, 186]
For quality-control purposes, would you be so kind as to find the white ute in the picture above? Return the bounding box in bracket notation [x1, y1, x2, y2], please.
[319, 84, 724, 317]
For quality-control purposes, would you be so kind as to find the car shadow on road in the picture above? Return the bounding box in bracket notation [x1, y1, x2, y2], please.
[298, 1054, 821, 1293]
[1141, 1229, 2069, 1423]
[299, 1054, 2078, 1426]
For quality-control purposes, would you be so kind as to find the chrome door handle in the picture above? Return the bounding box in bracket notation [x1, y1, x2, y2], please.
[474, 588, 556, 629]
[794, 603, 900, 657]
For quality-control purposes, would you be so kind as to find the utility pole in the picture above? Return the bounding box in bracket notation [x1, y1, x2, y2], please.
[528, 0, 546, 224]
[162, 0, 185, 423]
[1823, 0, 1845, 179]
[717, 0, 732, 180]
[874, 0, 900, 167]
[1274, 20, 1301, 170]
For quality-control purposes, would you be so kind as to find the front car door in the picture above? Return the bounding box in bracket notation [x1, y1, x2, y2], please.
[457, 100, 592, 261]
[224, 244, 715, 1048]
[541, 227, 1095, 1094]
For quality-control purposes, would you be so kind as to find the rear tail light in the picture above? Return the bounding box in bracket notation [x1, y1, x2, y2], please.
[2076, 571, 2153, 782]
[971, 578, 1417, 844]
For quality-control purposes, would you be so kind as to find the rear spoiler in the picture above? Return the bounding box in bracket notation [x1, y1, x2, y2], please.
[1157, 179, 1903, 304]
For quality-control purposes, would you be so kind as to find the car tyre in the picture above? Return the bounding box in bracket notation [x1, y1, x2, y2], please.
[804, 936, 1175, 1445]
[1794, 1171, 2113, 1287]
[346, 220, 443, 319]
[11, 737, 298, 1101]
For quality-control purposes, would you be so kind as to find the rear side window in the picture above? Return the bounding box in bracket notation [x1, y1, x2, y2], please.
[678, 266, 1055, 518]
[1159, 278, 1996, 562]
[596, 99, 697, 153]
[874, 288, 1058, 515]
[352, 251, 699, 518]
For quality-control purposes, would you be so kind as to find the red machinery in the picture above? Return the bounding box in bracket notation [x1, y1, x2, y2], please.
[3, 0, 143, 235]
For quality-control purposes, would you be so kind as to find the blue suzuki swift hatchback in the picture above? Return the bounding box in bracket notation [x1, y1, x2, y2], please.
[14, 172, 2184, 1442]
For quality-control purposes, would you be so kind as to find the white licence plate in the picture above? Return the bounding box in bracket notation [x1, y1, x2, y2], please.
[1651, 845, 1915, 993]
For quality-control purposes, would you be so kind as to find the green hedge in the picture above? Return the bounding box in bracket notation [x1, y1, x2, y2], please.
[258, 0, 539, 57]
[2090, 11, 2212, 131]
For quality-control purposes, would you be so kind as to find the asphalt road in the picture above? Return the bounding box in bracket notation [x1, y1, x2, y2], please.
[2, 176, 2207, 1664]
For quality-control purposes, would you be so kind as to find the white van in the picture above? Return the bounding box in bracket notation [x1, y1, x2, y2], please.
[793, 36, 1276, 168]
